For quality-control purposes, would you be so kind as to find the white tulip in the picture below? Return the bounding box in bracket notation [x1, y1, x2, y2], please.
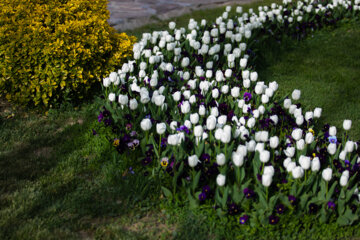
[311, 157, 320, 172]
[240, 58, 247, 68]
[188, 155, 200, 167]
[296, 139, 305, 150]
[181, 101, 191, 114]
[247, 140, 256, 152]
[194, 125, 204, 137]
[103, 77, 111, 87]
[231, 87, 240, 98]
[284, 99, 292, 109]
[292, 128, 303, 141]
[260, 150, 270, 163]
[284, 147, 295, 158]
[340, 175, 349, 187]
[218, 115, 227, 125]
[156, 123, 166, 135]
[221, 125, 232, 144]
[250, 72, 258, 81]
[329, 126, 337, 136]
[118, 94, 129, 105]
[212, 88, 220, 99]
[190, 113, 199, 125]
[299, 155, 311, 170]
[343, 120, 352, 130]
[345, 141, 355, 153]
[216, 174, 226, 186]
[262, 174, 272, 187]
[211, 107, 219, 117]
[283, 158, 292, 168]
[292, 166, 304, 179]
[232, 152, 244, 167]
[292, 89, 301, 100]
[339, 151, 346, 161]
[108, 93, 116, 102]
[129, 98, 138, 110]
[313, 107, 322, 118]
[247, 117, 256, 128]
[322, 168, 333, 182]
[170, 121, 178, 131]
[216, 153, 226, 166]
[206, 115, 217, 130]
[305, 132, 314, 144]
[140, 118, 152, 131]
[286, 162, 296, 172]
[327, 143, 337, 155]
[264, 165, 275, 176]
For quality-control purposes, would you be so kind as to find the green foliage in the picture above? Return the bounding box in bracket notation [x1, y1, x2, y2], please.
[0, 0, 136, 108]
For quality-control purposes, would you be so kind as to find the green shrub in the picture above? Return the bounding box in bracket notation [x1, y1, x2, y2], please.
[0, 0, 136, 107]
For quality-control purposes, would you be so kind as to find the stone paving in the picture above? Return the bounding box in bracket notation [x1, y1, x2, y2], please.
[108, 0, 253, 31]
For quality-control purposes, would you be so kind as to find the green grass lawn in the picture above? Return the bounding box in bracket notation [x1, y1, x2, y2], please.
[1, 6, 360, 240]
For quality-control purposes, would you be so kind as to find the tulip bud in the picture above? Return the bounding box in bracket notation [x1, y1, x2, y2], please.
[216, 153, 226, 166]
[322, 168, 333, 182]
[329, 126, 337, 136]
[262, 174, 272, 187]
[188, 155, 200, 167]
[327, 143, 337, 155]
[314, 108, 322, 118]
[311, 157, 320, 172]
[216, 174, 226, 186]
[292, 89, 301, 100]
[343, 119, 352, 131]
[108, 93, 116, 102]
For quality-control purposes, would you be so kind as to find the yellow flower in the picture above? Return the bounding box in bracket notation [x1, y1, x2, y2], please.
[309, 128, 315, 135]
[160, 157, 169, 167]
[113, 139, 120, 147]
[312, 153, 316, 158]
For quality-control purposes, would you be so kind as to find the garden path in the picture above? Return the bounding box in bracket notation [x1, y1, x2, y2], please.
[108, 0, 254, 31]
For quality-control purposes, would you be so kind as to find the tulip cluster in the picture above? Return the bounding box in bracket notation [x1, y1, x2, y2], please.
[97, 0, 360, 226]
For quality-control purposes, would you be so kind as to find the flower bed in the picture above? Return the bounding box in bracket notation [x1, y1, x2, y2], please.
[96, 0, 360, 226]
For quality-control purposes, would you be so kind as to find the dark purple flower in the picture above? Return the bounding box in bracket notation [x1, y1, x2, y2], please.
[228, 203, 240, 215]
[276, 204, 285, 214]
[104, 119, 112, 126]
[269, 215, 280, 225]
[202, 185, 211, 194]
[239, 215, 249, 224]
[309, 203, 318, 214]
[199, 192, 207, 201]
[288, 195, 296, 205]
[97, 112, 104, 122]
[129, 167, 135, 174]
[345, 160, 351, 169]
[243, 188, 255, 199]
[327, 201, 336, 210]
[200, 153, 211, 164]
[126, 123, 132, 130]
[142, 157, 152, 166]
[243, 92, 252, 102]
[92, 129, 97, 135]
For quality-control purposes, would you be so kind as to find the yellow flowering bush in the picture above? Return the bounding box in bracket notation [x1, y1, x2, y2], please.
[0, 0, 136, 107]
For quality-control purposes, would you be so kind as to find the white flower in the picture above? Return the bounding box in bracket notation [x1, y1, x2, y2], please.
[214, 128, 223, 140]
[243, 79, 251, 88]
[118, 94, 129, 105]
[236, 144, 247, 156]
[167, 134, 179, 145]
[216, 153, 226, 166]
[231, 87, 240, 98]
[291, 128, 303, 141]
[247, 117, 256, 128]
[181, 101, 191, 114]
[250, 72, 258, 81]
[154, 95, 165, 106]
[322, 168, 333, 182]
[225, 69, 232, 78]
[270, 115, 279, 125]
[240, 58, 247, 68]
[296, 139, 305, 150]
[261, 94, 269, 104]
[172, 91, 181, 102]
[129, 98, 138, 110]
[340, 175, 349, 187]
[314, 108, 322, 118]
[305, 132, 314, 144]
[212, 88, 220, 99]
[199, 105, 206, 116]
[284, 99, 292, 109]
[190, 113, 199, 125]
[345, 141, 355, 153]
[221, 125, 232, 144]
[255, 143, 265, 153]
[188, 155, 200, 167]
[283, 158, 292, 168]
[260, 150, 270, 163]
[305, 111, 314, 122]
[269, 81, 278, 91]
[343, 119, 352, 130]
[169, 21, 176, 29]
[264, 166, 275, 176]
[247, 140, 256, 152]
[299, 155, 311, 170]
[262, 174, 272, 187]
[327, 143, 337, 155]
[269, 136, 279, 149]
[194, 125, 203, 137]
[103, 77, 111, 87]
[216, 70, 224, 82]
[206, 115, 217, 131]
[232, 152, 244, 167]
[339, 151, 346, 161]
[292, 89, 301, 100]
[140, 118, 152, 131]
[156, 123, 166, 135]
[184, 120, 192, 129]
[216, 174, 226, 186]
[221, 85, 229, 94]
[211, 107, 219, 117]
[170, 121, 178, 131]
[286, 162, 296, 172]
[217, 115, 227, 126]
[284, 147, 295, 158]
[108, 93, 116, 102]
[292, 166, 304, 179]
[296, 115, 304, 126]
[329, 126, 337, 136]
[311, 157, 320, 172]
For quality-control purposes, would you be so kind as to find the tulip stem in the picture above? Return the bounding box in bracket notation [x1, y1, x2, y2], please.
[326, 181, 328, 199]
[266, 187, 269, 202]
[209, 130, 212, 144]
[224, 143, 228, 160]
[158, 134, 162, 158]
[145, 131, 149, 144]
[261, 162, 265, 175]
